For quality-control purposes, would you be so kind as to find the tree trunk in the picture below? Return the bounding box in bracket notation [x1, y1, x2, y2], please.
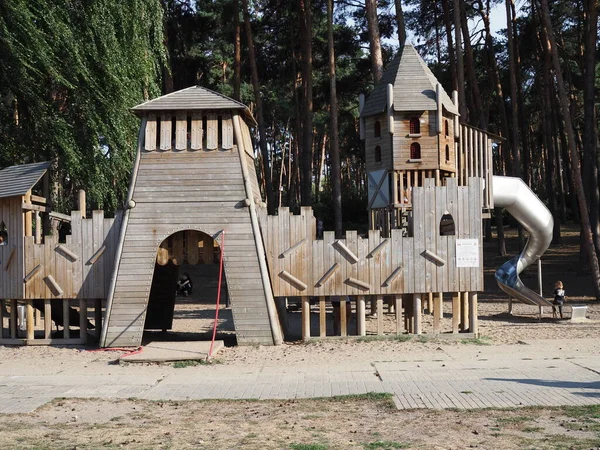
[328, 0, 343, 238]
[453, 0, 467, 118]
[242, 0, 275, 213]
[298, 0, 314, 206]
[459, 0, 484, 128]
[365, 0, 384, 84]
[582, 0, 600, 255]
[441, 0, 457, 91]
[233, 0, 241, 101]
[539, 0, 600, 300]
[394, 0, 406, 48]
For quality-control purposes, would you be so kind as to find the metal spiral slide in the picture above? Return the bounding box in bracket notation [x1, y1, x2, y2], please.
[492, 176, 554, 307]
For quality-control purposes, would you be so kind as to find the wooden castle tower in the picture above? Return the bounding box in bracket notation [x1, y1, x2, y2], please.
[100, 87, 282, 347]
[360, 44, 493, 235]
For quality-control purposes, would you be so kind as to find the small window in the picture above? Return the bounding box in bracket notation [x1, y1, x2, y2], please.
[410, 142, 421, 160]
[440, 213, 455, 235]
[409, 117, 420, 134]
[445, 144, 450, 162]
[374, 121, 381, 138]
[375, 145, 382, 162]
[445, 119, 449, 136]
[0, 221, 7, 246]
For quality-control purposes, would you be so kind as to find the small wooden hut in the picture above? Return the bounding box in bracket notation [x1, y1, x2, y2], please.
[100, 86, 282, 348]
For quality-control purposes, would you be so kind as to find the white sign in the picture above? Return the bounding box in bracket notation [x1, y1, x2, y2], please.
[456, 239, 480, 268]
[367, 169, 389, 209]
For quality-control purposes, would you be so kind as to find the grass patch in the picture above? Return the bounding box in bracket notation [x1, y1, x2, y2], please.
[496, 416, 533, 424]
[461, 336, 492, 346]
[521, 426, 544, 433]
[356, 335, 413, 343]
[289, 444, 328, 450]
[563, 404, 600, 419]
[364, 441, 410, 449]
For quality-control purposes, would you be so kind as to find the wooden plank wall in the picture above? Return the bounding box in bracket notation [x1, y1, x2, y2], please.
[103, 146, 274, 347]
[262, 178, 483, 297]
[0, 196, 24, 299]
[22, 212, 121, 300]
[457, 124, 493, 210]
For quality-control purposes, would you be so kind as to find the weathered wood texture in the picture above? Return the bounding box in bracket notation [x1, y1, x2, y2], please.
[0, 196, 24, 299]
[261, 178, 483, 297]
[103, 146, 274, 347]
[20, 212, 121, 299]
[457, 124, 493, 210]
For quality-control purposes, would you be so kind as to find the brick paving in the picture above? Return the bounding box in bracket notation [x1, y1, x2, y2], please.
[0, 339, 598, 414]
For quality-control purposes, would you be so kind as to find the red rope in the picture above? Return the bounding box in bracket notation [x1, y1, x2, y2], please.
[208, 230, 225, 359]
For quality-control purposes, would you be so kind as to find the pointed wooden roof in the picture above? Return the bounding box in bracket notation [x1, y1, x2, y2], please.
[0, 161, 50, 199]
[361, 45, 459, 117]
[132, 86, 255, 123]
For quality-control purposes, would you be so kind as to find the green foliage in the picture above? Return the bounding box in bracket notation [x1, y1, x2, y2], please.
[0, 0, 165, 212]
[289, 444, 329, 450]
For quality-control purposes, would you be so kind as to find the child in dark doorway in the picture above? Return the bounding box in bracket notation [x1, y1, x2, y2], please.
[331, 295, 352, 335]
[317, 218, 324, 239]
[552, 280, 565, 319]
[177, 273, 193, 296]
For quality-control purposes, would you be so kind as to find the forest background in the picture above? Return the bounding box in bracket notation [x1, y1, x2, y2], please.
[1, 0, 599, 298]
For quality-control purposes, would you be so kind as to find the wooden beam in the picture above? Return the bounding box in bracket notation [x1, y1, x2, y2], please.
[21, 202, 49, 213]
[26, 300, 34, 340]
[24, 264, 43, 283]
[49, 211, 71, 222]
[80, 299, 88, 344]
[319, 297, 326, 337]
[301, 297, 310, 341]
[366, 238, 389, 258]
[469, 293, 478, 336]
[315, 263, 339, 287]
[279, 270, 307, 291]
[333, 240, 359, 264]
[376, 296, 383, 335]
[357, 295, 366, 336]
[56, 245, 79, 262]
[452, 292, 460, 333]
[44, 300, 51, 339]
[423, 249, 446, 266]
[63, 299, 70, 339]
[4, 248, 15, 271]
[45, 275, 64, 296]
[30, 194, 47, 204]
[413, 294, 422, 335]
[87, 245, 106, 265]
[345, 277, 371, 291]
[382, 266, 403, 287]
[279, 238, 306, 258]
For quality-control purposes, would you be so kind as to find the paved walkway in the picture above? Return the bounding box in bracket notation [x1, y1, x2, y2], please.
[1, 339, 599, 414]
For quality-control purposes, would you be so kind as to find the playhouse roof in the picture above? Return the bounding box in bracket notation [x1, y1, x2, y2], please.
[361, 44, 459, 118]
[0, 161, 50, 199]
[132, 86, 251, 116]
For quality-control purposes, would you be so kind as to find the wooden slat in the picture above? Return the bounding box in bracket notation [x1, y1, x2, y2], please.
[175, 113, 187, 150]
[207, 113, 218, 150]
[319, 297, 326, 337]
[145, 114, 157, 151]
[222, 113, 234, 149]
[160, 114, 172, 151]
[191, 112, 203, 150]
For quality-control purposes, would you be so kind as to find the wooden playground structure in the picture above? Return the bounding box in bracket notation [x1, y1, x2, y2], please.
[0, 45, 497, 347]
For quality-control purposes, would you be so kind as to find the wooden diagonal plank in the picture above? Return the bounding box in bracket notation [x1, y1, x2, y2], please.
[333, 240, 359, 264]
[423, 249, 446, 266]
[279, 238, 306, 258]
[4, 248, 15, 271]
[279, 270, 307, 291]
[367, 239, 389, 258]
[345, 277, 371, 291]
[383, 266, 403, 287]
[315, 263, 340, 287]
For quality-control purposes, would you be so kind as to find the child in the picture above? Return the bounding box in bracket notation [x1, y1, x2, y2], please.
[552, 280, 565, 319]
[176, 273, 193, 296]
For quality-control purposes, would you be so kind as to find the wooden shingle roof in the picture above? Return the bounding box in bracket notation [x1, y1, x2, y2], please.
[0, 161, 50, 199]
[132, 86, 248, 113]
[361, 45, 459, 118]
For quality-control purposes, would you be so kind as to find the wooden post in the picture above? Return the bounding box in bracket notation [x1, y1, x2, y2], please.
[78, 190, 87, 219]
[95, 299, 102, 340]
[538, 259, 543, 316]
[35, 211, 41, 244]
[395, 295, 402, 335]
[10, 300, 17, 339]
[79, 299, 88, 344]
[461, 291, 469, 331]
[376, 295, 383, 335]
[370, 297, 377, 316]
[44, 300, 52, 339]
[63, 299, 70, 339]
[433, 293, 442, 334]
[301, 297, 310, 341]
[469, 293, 478, 336]
[319, 297, 326, 337]
[413, 294, 422, 335]
[427, 292, 433, 315]
[42, 172, 50, 237]
[452, 292, 460, 334]
[0, 300, 4, 338]
[26, 300, 34, 340]
[340, 299, 348, 337]
[508, 297, 513, 315]
[437, 293, 443, 320]
[357, 295, 366, 336]
[24, 191, 32, 237]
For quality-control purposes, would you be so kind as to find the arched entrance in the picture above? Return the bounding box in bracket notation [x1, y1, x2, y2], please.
[143, 229, 233, 342]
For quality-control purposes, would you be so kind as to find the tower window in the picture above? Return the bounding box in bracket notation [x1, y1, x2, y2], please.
[375, 145, 382, 162]
[374, 121, 381, 138]
[410, 142, 421, 160]
[445, 119, 449, 136]
[0, 221, 7, 246]
[440, 213, 455, 235]
[409, 117, 420, 134]
[445, 144, 450, 162]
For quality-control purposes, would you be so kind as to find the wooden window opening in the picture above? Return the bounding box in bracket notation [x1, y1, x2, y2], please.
[409, 142, 421, 160]
[375, 145, 382, 162]
[409, 117, 420, 134]
[445, 144, 450, 162]
[445, 119, 449, 136]
[440, 213, 455, 235]
[0, 221, 7, 246]
[374, 121, 381, 138]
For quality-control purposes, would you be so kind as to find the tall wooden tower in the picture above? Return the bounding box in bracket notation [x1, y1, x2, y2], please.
[101, 87, 282, 347]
